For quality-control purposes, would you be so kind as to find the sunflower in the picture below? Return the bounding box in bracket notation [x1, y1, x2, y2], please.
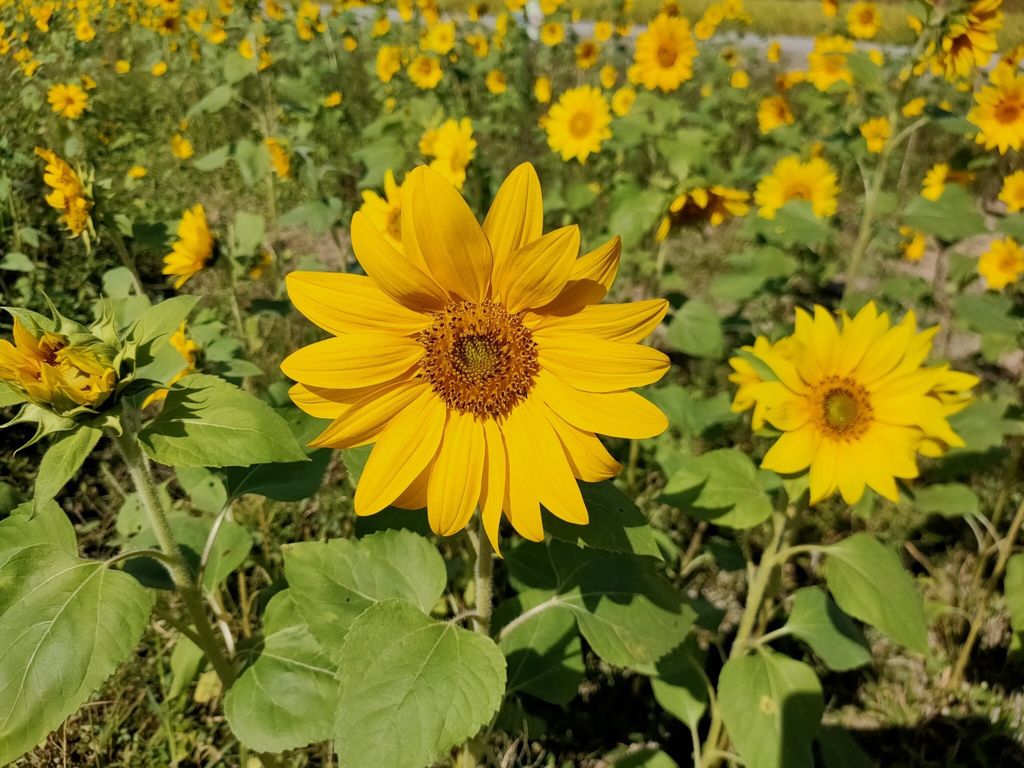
[898, 226, 926, 262]
[757, 95, 795, 134]
[534, 76, 552, 104]
[969, 64, 1024, 155]
[902, 97, 927, 118]
[35, 147, 92, 237]
[921, 162, 973, 201]
[999, 170, 1024, 212]
[978, 237, 1024, 290]
[542, 85, 612, 163]
[540, 21, 564, 46]
[859, 116, 891, 153]
[421, 20, 455, 54]
[485, 69, 507, 95]
[754, 155, 839, 219]
[600, 64, 618, 89]
[264, 137, 291, 180]
[611, 86, 636, 116]
[655, 186, 750, 240]
[628, 13, 697, 93]
[408, 54, 442, 89]
[163, 204, 214, 289]
[376, 45, 402, 83]
[806, 35, 855, 92]
[170, 133, 194, 160]
[929, 0, 1003, 81]
[847, 1, 880, 39]
[420, 118, 476, 190]
[142, 322, 200, 407]
[733, 303, 977, 504]
[281, 164, 669, 548]
[47, 82, 88, 119]
[359, 169, 405, 252]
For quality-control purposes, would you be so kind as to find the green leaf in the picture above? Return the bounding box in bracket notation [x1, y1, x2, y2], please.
[333, 600, 506, 768]
[824, 533, 928, 653]
[193, 145, 231, 172]
[543, 481, 661, 558]
[903, 187, 986, 242]
[128, 295, 201, 350]
[0, 500, 76, 557]
[139, 374, 308, 467]
[496, 590, 583, 705]
[817, 725, 874, 768]
[225, 448, 330, 501]
[283, 529, 447, 659]
[651, 638, 708, 727]
[0, 252, 34, 272]
[187, 84, 234, 117]
[661, 449, 773, 529]
[32, 426, 101, 515]
[718, 650, 824, 768]
[952, 293, 1021, 336]
[0, 545, 155, 764]
[167, 635, 204, 699]
[233, 211, 265, 256]
[751, 200, 832, 248]
[174, 465, 228, 514]
[782, 587, 871, 671]
[224, 591, 338, 753]
[913, 483, 979, 519]
[665, 299, 724, 359]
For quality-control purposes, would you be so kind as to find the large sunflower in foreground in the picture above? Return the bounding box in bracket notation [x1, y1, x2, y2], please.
[968, 63, 1024, 155]
[730, 303, 977, 505]
[282, 164, 670, 550]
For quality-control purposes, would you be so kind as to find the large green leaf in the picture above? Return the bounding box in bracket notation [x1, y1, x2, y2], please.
[128, 295, 201, 351]
[824, 534, 928, 653]
[283, 529, 446, 658]
[0, 545, 155, 764]
[32, 426, 101, 515]
[138, 374, 307, 467]
[224, 591, 338, 753]
[0, 500, 76, 557]
[543, 481, 661, 558]
[718, 650, 823, 768]
[903, 186, 986, 242]
[665, 299, 724, 359]
[651, 638, 708, 727]
[225, 448, 330, 501]
[496, 589, 583, 705]
[913, 483, 979, 519]
[333, 600, 506, 768]
[661, 448, 774, 529]
[781, 587, 871, 671]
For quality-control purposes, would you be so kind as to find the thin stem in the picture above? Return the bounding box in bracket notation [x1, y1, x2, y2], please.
[497, 596, 561, 641]
[105, 548, 178, 570]
[107, 228, 146, 296]
[472, 516, 494, 635]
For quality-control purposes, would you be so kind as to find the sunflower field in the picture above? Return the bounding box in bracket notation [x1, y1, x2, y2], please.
[2, 0, 1024, 765]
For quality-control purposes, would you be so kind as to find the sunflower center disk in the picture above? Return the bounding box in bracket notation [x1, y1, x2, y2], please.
[569, 112, 594, 138]
[997, 101, 1022, 125]
[813, 377, 873, 439]
[418, 300, 539, 418]
[656, 44, 678, 67]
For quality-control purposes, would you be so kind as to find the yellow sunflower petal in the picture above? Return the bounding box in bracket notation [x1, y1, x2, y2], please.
[528, 298, 668, 343]
[534, 369, 667, 439]
[280, 332, 422, 389]
[808, 438, 838, 503]
[402, 165, 493, 303]
[288, 382, 353, 419]
[354, 389, 447, 516]
[392, 463, 431, 510]
[493, 225, 579, 313]
[502, 416, 545, 541]
[542, 235, 621, 312]
[426, 409, 485, 536]
[761, 424, 820, 475]
[538, 334, 669, 392]
[483, 162, 543, 269]
[351, 211, 448, 310]
[542, 405, 621, 482]
[286, 272, 431, 336]
[480, 419, 508, 555]
[310, 379, 428, 448]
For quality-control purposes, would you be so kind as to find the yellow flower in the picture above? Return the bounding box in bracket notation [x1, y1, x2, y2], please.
[999, 170, 1024, 212]
[899, 226, 926, 262]
[628, 13, 697, 92]
[978, 237, 1024, 290]
[466, 33, 489, 57]
[534, 76, 552, 104]
[372, 16, 390, 37]
[0, 318, 116, 414]
[486, 69, 507, 95]
[115, 59, 132, 74]
[47, 83, 88, 119]
[576, 39, 600, 69]
[600, 64, 618, 89]
[594, 20, 613, 42]
[81, 74, 96, 91]
[360, 169, 405, 252]
[164, 204, 214, 289]
[968, 64, 1024, 155]
[264, 137, 291, 179]
[323, 90, 343, 108]
[542, 85, 612, 164]
[421, 118, 476, 190]
[142, 322, 200, 407]
[343, 36, 358, 51]
[728, 335, 794, 430]
[171, 133, 194, 161]
[421, 20, 455, 54]
[757, 95, 795, 134]
[611, 86, 636, 116]
[730, 70, 750, 89]
[755, 156, 838, 219]
[540, 22, 564, 46]
[35, 147, 92, 237]
[127, 165, 148, 179]
[151, 60, 168, 77]
[408, 55, 443, 89]
[738, 303, 976, 504]
[767, 41, 782, 63]
[847, 1, 880, 39]
[902, 97, 927, 118]
[821, 0, 838, 17]
[806, 35, 855, 92]
[656, 186, 750, 240]
[376, 45, 403, 83]
[860, 116, 891, 153]
[929, 0, 1003, 81]
[281, 163, 669, 547]
[921, 163, 972, 201]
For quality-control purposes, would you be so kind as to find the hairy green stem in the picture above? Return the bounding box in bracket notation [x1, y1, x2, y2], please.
[472, 516, 494, 635]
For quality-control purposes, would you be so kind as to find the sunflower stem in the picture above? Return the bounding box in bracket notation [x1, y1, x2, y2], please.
[472, 516, 494, 635]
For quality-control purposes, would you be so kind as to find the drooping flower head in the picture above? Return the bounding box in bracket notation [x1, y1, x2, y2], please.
[34, 147, 92, 238]
[655, 186, 750, 241]
[969, 63, 1024, 155]
[754, 155, 839, 219]
[628, 13, 698, 92]
[163, 204, 214, 289]
[928, 0, 1003, 81]
[282, 164, 670, 550]
[542, 85, 612, 164]
[729, 303, 977, 505]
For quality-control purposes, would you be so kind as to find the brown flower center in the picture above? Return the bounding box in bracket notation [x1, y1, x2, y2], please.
[569, 111, 594, 138]
[813, 377, 873, 439]
[418, 300, 539, 418]
[996, 100, 1022, 124]
[657, 44, 678, 68]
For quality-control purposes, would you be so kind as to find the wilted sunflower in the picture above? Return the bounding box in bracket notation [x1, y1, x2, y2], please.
[655, 186, 750, 240]
[163, 204, 214, 289]
[731, 303, 977, 504]
[754, 155, 839, 219]
[359, 169, 405, 252]
[542, 85, 612, 163]
[968, 63, 1024, 155]
[628, 13, 697, 92]
[282, 164, 670, 549]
